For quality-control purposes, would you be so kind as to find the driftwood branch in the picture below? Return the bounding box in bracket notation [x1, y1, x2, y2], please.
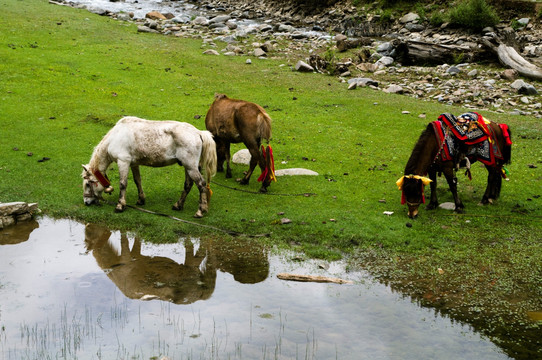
[481, 38, 542, 81]
[277, 273, 353, 284]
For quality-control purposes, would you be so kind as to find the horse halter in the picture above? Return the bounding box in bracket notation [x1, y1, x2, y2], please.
[397, 175, 432, 206]
[83, 169, 113, 201]
[83, 178, 101, 200]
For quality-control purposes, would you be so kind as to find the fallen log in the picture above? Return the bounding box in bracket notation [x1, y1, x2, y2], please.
[481, 38, 542, 81]
[391, 39, 491, 66]
[277, 273, 353, 284]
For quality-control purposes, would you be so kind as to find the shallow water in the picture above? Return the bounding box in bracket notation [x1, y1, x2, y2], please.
[0, 217, 508, 359]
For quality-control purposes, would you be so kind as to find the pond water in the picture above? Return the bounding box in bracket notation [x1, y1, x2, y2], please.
[0, 217, 509, 359]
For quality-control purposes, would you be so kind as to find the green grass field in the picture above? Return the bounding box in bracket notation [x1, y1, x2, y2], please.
[1, 0, 542, 357]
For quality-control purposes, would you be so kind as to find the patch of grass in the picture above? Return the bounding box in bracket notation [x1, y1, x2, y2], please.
[1, 0, 542, 357]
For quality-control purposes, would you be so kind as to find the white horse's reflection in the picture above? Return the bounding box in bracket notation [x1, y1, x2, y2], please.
[84, 224, 268, 304]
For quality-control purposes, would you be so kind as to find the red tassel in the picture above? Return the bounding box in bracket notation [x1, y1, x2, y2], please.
[499, 124, 512, 146]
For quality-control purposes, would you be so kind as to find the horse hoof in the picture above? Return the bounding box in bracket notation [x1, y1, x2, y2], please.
[239, 179, 249, 185]
[114, 206, 125, 213]
[259, 187, 268, 193]
[136, 199, 145, 206]
[194, 210, 204, 218]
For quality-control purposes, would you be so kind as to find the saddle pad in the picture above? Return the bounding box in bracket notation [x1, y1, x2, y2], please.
[432, 118, 503, 167]
[438, 112, 488, 145]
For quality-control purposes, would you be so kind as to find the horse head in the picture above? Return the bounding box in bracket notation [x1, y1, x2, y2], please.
[82, 165, 114, 205]
[397, 175, 432, 219]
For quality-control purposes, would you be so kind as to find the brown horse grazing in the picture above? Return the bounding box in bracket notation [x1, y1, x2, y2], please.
[205, 93, 273, 192]
[397, 113, 512, 218]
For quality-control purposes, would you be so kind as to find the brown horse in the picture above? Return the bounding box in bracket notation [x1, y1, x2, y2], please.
[398, 113, 512, 218]
[205, 93, 273, 192]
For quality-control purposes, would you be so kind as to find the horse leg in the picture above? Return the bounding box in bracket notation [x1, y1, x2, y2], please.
[172, 168, 194, 211]
[481, 165, 502, 204]
[442, 167, 464, 213]
[215, 138, 227, 173]
[224, 142, 232, 179]
[131, 165, 145, 205]
[187, 167, 209, 218]
[115, 161, 130, 213]
[426, 169, 439, 210]
[240, 141, 262, 186]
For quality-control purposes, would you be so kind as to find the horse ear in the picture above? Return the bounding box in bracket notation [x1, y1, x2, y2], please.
[82, 165, 89, 172]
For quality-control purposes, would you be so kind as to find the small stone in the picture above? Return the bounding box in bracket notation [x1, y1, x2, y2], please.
[281, 218, 292, 224]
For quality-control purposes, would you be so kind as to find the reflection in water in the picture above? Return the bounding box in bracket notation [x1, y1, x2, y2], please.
[0, 219, 39, 245]
[0, 218, 509, 360]
[84, 223, 269, 304]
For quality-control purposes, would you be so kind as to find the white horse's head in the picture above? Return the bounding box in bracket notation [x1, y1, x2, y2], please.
[82, 165, 113, 205]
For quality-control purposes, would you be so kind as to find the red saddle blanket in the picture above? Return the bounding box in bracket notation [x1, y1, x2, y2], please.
[432, 112, 510, 167]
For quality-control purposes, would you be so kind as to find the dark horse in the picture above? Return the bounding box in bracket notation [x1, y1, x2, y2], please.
[398, 113, 512, 218]
[205, 93, 274, 192]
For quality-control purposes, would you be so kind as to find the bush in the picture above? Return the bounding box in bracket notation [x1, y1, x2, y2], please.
[429, 12, 446, 27]
[447, 0, 500, 31]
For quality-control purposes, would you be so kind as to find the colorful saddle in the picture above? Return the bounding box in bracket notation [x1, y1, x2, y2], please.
[432, 112, 509, 168]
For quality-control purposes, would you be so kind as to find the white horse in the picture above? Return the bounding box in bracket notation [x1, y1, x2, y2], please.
[82, 116, 217, 218]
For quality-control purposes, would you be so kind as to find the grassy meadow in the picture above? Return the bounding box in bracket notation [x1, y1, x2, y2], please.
[1, 0, 542, 357]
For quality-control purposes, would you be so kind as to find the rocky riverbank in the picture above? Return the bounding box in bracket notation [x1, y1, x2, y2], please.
[52, 0, 542, 117]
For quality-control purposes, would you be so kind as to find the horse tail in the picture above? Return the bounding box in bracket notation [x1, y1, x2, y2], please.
[502, 126, 512, 165]
[199, 130, 217, 185]
[258, 111, 272, 143]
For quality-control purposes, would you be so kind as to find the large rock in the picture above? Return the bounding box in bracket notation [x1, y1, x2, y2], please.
[209, 15, 231, 24]
[145, 11, 166, 20]
[275, 168, 319, 176]
[0, 202, 29, 216]
[399, 12, 420, 24]
[232, 149, 251, 165]
[295, 60, 314, 72]
[192, 16, 209, 26]
[0, 202, 38, 229]
[203, 49, 220, 56]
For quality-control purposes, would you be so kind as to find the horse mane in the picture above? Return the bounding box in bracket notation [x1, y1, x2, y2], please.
[88, 129, 113, 170]
[404, 123, 435, 175]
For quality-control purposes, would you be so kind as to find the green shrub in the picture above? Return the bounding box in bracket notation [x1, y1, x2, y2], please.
[447, 0, 500, 31]
[379, 9, 394, 24]
[429, 11, 446, 27]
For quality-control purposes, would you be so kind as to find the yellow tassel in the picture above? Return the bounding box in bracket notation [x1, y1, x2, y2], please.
[396, 175, 432, 190]
[206, 185, 213, 197]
